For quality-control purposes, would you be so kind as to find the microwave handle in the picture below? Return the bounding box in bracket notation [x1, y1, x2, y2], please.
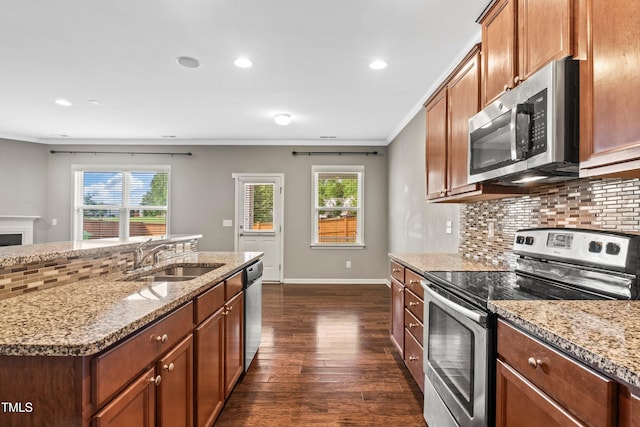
[510, 103, 532, 161]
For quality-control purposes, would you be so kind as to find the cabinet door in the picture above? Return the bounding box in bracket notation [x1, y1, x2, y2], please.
[579, 0, 640, 177]
[481, 0, 517, 105]
[518, 0, 573, 81]
[403, 329, 424, 393]
[618, 386, 640, 427]
[390, 279, 405, 357]
[92, 367, 156, 427]
[425, 89, 448, 199]
[194, 308, 225, 427]
[157, 334, 194, 427]
[447, 48, 481, 195]
[496, 360, 585, 427]
[224, 291, 244, 398]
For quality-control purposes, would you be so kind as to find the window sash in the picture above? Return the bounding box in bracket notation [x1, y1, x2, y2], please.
[73, 166, 170, 240]
[311, 165, 364, 247]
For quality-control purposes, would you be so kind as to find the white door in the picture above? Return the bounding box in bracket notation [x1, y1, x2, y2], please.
[233, 173, 284, 282]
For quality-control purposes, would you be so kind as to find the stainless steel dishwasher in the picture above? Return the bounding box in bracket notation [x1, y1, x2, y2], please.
[243, 260, 263, 372]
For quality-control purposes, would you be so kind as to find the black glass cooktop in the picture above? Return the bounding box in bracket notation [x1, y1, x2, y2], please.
[424, 271, 614, 310]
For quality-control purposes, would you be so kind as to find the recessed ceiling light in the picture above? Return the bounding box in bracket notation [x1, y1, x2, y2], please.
[234, 58, 253, 68]
[88, 99, 101, 106]
[161, 135, 177, 138]
[54, 99, 72, 107]
[176, 56, 200, 68]
[274, 113, 292, 126]
[369, 60, 388, 70]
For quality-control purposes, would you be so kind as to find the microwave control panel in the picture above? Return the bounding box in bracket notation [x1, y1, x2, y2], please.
[526, 88, 547, 157]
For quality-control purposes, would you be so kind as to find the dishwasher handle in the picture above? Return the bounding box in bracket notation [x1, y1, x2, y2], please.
[420, 280, 487, 325]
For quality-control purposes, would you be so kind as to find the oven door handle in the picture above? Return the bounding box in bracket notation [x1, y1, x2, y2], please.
[420, 280, 487, 325]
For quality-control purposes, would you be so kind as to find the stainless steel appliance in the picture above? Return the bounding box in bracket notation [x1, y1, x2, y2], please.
[468, 58, 579, 185]
[421, 228, 640, 427]
[244, 259, 263, 372]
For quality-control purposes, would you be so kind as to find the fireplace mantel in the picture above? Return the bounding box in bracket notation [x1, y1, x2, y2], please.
[0, 215, 40, 245]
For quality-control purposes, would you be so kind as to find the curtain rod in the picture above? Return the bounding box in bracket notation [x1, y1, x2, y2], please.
[292, 151, 379, 157]
[49, 150, 192, 156]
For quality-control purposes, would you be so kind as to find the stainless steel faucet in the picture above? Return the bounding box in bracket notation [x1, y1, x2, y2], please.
[132, 238, 173, 270]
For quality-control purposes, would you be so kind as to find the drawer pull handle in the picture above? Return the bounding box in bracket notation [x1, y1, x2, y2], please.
[163, 362, 175, 372]
[149, 375, 162, 386]
[153, 334, 168, 343]
[528, 357, 543, 369]
[409, 280, 419, 285]
[392, 268, 401, 273]
[409, 323, 418, 328]
[409, 302, 420, 307]
[409, 356, 419, 362]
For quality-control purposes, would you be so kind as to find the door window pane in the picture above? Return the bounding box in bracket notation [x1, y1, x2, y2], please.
[243, 183, 274, 232]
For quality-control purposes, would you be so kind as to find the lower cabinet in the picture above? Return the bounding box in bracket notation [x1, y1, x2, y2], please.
[224, 291, 244, 398]
[93, 334, 193, 427]
[390, 278, 405, 357]
[194, 308, 225, 427]
[619, 385, 640, 427]
[496, 320, 616, 427]
[92, 366, 156, 427]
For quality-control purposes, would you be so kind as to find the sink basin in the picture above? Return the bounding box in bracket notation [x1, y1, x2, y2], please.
[154, 265, 221, 276]
[129, 263, 225, 283]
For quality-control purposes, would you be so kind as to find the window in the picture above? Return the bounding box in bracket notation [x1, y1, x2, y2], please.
[312, 165, 364, 247]
[242, 182, 275, 233]
[73, 166, 170, 240]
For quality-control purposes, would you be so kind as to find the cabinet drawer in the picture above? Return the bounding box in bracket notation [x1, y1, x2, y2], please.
[225, 270, 243, 300]
[404, 308, 423, 346]
[92, 302, 194, 408]
[390, 261, 405, 284]
[497, 320, 616, 427]
[194, 282, 224, 325]
[405, 269, 424, 299]
[404, 328, 424, 392]
[405, 289, 424, 323]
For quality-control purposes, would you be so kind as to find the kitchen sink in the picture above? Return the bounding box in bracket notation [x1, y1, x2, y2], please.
[128, 263, 225, 283]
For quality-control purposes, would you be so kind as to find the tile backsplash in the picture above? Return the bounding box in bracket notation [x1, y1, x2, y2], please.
[459, 177, 640, 266]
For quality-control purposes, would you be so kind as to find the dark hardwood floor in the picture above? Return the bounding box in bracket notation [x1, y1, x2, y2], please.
[214, 283, 426, 426]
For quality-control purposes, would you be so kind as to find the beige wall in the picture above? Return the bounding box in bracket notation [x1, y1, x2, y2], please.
[28, 143, 388, 281]
[387, 109, 460, 253]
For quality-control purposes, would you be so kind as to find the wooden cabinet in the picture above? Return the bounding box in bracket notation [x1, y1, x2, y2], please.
[425, 45, 525, 202]
[92, 367, 156, 427]
[388, 260, 424, 391]
[578, 0, 640, 177]
[480, 0, 574, 105]
[619, 385, 640, 427]
[156, 335, 193, 427]
[496, 320, 616, 427]
[194, 275, 245, 427]
[389, 261, 405, 356]
[224, 290, 244, 398]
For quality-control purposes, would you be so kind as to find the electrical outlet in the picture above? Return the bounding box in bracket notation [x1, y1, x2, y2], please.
[346, 261, 351, 269]
[445, 220, 452, 234]
[51, 218, 58, 226]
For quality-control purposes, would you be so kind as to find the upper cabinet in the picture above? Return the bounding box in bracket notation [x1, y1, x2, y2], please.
[578, 0, 640, 177]
[481, 0, 574, 106]
[425, 45, 526, 202]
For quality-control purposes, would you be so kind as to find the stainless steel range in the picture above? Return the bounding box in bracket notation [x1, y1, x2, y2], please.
[420, 228, 640, 427]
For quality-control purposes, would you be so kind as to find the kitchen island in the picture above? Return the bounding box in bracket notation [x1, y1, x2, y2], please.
[0, 236, 262, 427]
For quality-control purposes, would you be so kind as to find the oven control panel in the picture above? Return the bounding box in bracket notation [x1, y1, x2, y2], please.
[513, 228, 631, 270]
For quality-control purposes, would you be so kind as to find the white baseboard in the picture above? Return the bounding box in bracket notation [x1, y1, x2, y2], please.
[280, 278, 389, 285]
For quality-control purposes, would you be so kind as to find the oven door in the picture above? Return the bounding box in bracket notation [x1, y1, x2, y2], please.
[421, 280, 489, 427]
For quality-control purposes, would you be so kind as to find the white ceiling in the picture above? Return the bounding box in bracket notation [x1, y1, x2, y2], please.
[0, 0, 491, 146]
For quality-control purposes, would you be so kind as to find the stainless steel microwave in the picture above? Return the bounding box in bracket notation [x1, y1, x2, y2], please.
[468, 58, 579, 185]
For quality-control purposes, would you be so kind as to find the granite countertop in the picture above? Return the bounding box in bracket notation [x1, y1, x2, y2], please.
[490, 300, 640, 389]
[0, 251, 261, 357]
[389, 252, 507, 274]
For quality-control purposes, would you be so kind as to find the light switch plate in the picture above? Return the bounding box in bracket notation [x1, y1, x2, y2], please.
[223, 219, 233, 227]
